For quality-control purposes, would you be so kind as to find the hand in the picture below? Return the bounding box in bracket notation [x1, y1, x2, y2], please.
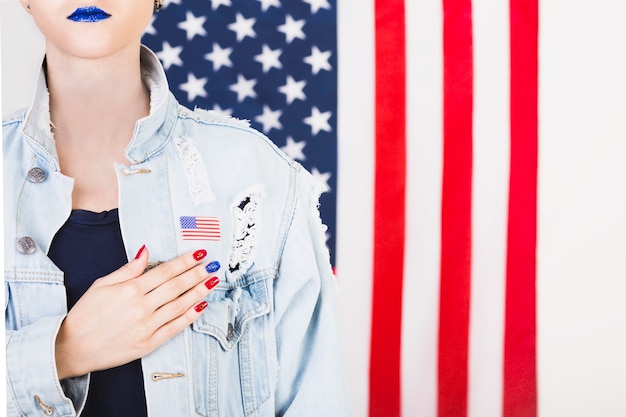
[55, 246, 220, 379]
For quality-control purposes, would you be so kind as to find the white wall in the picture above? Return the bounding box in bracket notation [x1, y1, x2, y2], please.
[0, 0, 44, 116]
[538, 2, 626, 415]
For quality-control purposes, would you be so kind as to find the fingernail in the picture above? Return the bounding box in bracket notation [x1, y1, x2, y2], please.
[205, 261, 221, 273]
[194, 301, 208, 313]
[134, 244, 146, 260]
[205, 277, 220, 290]
[193, 249, 207, 261]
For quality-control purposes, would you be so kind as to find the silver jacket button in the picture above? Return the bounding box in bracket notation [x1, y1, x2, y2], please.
[16, 237, 37, 254]
[27, 167, 47, 183]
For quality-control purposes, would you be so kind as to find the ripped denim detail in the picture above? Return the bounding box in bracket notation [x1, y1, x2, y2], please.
[192, 107, 251, 128]
[227, 187, 262, 281]
[173, 135, 215, 204]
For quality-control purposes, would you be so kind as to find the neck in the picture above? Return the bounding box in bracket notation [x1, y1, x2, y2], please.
[45, 42, 150, 148]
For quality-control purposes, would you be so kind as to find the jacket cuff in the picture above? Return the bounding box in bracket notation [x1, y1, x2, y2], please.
[6, 315, 88, 416]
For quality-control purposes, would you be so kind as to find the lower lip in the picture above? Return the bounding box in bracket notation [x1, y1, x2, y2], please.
[67, 7, 111, 22]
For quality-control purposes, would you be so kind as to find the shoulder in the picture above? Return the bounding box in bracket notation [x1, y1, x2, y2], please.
[3, 108, 27, 153]
[179, 106, 252, 129]
[174, 105, 297, 170]
[2, 108, 27, 129]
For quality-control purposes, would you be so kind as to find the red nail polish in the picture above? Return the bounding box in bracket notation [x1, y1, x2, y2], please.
[194, 301, 208, 313]
[205, 277, 220, 290]
[193, 249, 207, 261]
[134, 244, 146, 260]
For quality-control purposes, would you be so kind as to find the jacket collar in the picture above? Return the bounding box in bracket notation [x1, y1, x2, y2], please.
[20, 45, 178, 167]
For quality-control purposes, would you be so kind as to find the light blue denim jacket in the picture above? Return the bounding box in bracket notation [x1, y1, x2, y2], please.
[3, 46, 351, 417]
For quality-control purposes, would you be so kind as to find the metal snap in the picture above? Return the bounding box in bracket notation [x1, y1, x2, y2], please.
[16, 236, 37, 254]
[27, 167, 47, 183]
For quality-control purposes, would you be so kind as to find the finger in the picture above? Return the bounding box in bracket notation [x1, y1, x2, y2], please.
[149, 292, 217, 350]
[94, 245, 149, 287]
[137, 249, 209, 293]
[146, 260, 219, 309]
[150, 275, 220, 328]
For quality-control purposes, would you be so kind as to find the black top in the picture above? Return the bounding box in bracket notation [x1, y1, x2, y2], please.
[48, 209, 148, 417]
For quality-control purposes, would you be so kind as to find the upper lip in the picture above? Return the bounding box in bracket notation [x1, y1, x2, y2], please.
[67, 6, 111, 22]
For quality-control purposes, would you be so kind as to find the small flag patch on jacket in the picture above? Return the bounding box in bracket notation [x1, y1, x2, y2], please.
[180, 216, 221, 241]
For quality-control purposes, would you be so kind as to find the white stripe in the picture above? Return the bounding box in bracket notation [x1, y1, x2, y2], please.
[402, 1, 442, 416]
[336, 1, 376, 416]
[181, 233, 221, 236]
[538, 2, 626, 416]
[468, 0, 510, 416]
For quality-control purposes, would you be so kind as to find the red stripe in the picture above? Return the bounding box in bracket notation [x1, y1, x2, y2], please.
[439, 1, 474, 416]
[504, 1, 538, 416]
[369, 0, 406, 416]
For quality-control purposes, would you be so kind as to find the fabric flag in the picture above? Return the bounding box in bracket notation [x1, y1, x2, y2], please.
[137, 1, 626, 417]
[334, 1, 539, 417]
[142, 0, 537, 416]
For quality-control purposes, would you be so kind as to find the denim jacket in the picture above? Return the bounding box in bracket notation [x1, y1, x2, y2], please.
[3, 46, 351, 417]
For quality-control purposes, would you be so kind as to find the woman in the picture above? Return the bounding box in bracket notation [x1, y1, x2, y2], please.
[3, 0, 351, 416]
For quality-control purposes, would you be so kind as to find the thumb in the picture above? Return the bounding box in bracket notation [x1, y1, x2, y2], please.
[95, 244, 149, 286]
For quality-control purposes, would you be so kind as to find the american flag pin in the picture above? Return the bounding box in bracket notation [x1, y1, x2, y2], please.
[180, 215, 221, 241]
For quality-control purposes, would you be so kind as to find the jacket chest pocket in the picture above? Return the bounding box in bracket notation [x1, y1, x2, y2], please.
[5, 274, 67, 330]
[190, 272, 274, 417]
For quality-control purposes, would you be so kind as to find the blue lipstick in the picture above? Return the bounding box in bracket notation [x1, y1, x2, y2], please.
[67, 6, 111, 22]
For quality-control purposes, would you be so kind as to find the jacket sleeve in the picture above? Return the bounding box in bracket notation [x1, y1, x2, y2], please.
[6, 314, 88, 416]
[272, 168, 352, 416]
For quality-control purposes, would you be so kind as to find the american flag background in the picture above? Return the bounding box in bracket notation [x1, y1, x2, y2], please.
[3, 0, 626, 416]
